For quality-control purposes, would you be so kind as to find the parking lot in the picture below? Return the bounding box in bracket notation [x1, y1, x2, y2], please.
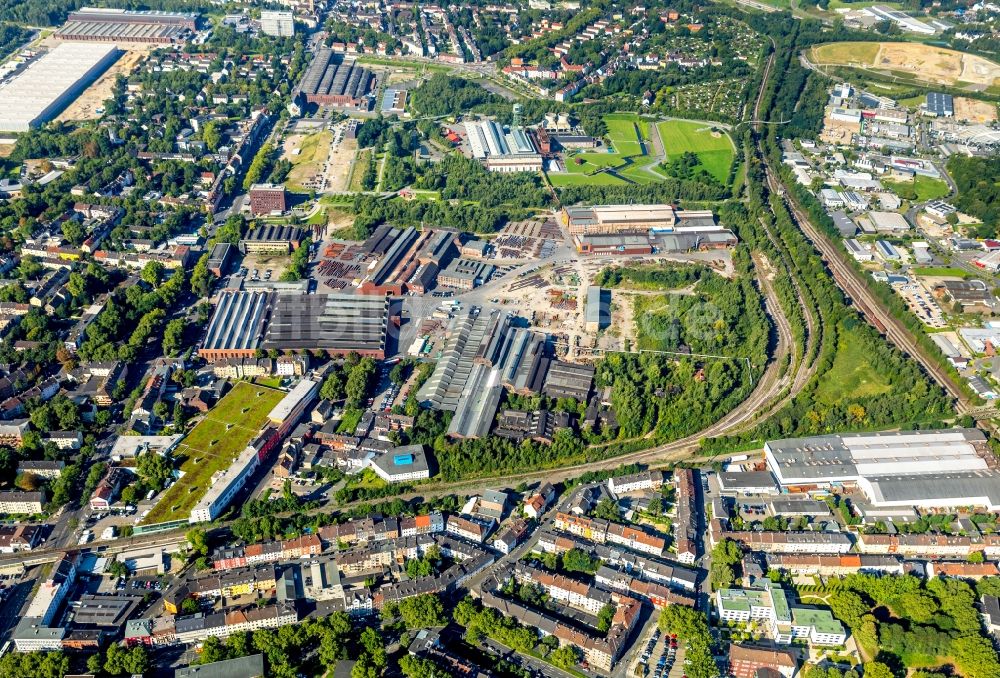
[893, 281, 946, 328]
[633, 626, 681, 678]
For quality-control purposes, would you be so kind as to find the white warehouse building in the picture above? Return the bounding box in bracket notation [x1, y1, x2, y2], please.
[0, 43, 121, 132]
[464, 119, 543, 173]
[764, 428, 1000, 510]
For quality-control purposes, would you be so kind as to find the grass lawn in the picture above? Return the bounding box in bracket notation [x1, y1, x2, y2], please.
[617, 161, 661, 185]
[656, 120, 734, 184]
[815, 329, 893, 405]
[286, 131, 332, 192]
[140, 382, 285, 525]
[306, 208, 328, 226]
[547, 112, 648, 186]
[810, 41, 882, 67]
[911, 266, 968, 278]
[345, 468, 388, 491]
[549, 171, 627, 186]
[348, 148, 372, 192]
[337, 407, 364, 434]
[604, 115, 645, 156]
[882, 176, 950, 202]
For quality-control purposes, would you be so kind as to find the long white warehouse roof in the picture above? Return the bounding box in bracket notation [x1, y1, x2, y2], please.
[764, 428, 989, 484]
[0, 43, 121, 132]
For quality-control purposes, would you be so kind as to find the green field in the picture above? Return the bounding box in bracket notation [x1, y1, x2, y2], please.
[549, 170, 628, 187]
[549, 113, 652, 187]
[348, 148, 373, 192]
[604, 115, 646, 156]
[285, 131, 332, 192]
[815, 330, 893, 405]
[911, 266, 968, 278]
[656, 120, 735, 184]
[140, 382, 285, 525]
[882, 175, 951, 203]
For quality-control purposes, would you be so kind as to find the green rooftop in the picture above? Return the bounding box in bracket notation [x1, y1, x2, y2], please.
[792, 607, 845, 636]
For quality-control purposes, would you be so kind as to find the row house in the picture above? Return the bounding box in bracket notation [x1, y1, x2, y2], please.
[765, 554, 904, 577]
[173, 603, 297, 644]
[672, 468, 698, 564]
[857, 533, 974, 558]
[553, 512, 666, 555]
[192, 565, 277, 599]
[607, 470, 664, 494]
[711, 519, 853, 555]
[595, 565, 696, 609]
[480, 587, 640, 672]
[536, 529, 699, 592]
[445, 514, 493, 544]
[512, 562, 609, 615]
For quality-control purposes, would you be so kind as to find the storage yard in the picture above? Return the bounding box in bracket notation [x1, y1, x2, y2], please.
[0, 43, 121, 132]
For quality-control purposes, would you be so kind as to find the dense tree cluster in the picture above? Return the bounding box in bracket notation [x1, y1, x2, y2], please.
[78, 268, 187, 363]
[658, 605, 718, 678]
[0, 651, 69, 678]
[822, 573, 1000, 678]
[192, 614, 356, 678]
[0, 23, 31, 61]
[947, 154, 1000, 238]
[409, 75, 503, 117]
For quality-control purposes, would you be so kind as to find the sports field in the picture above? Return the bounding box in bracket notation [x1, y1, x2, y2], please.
[140, 382, 285, 525]
[656, 120, 735, 183]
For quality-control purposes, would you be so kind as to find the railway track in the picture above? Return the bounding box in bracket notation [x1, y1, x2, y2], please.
[763, 166, 972, 413]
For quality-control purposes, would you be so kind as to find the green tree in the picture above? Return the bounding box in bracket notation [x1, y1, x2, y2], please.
[397, 593, 446, 629]
[141, 260, 164, 287]
[550, 644, 582, 670]
[187, 527, 209, 556]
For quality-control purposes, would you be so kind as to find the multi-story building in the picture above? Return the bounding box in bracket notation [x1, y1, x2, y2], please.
[716, 582, 846, 646]
[673, 468, 698, 564]
[0, 490, 45, 514]
[173, 603, 297, 643]
[608, 470, 664, 494]
[728, 645, 797, 678]
[247, 184, 287, 216]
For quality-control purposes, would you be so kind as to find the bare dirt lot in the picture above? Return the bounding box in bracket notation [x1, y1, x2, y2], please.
[282, 125, 357, 193]
[820, 116, 860, 145]
[955, 97, 998, 123]
[56, 49, 148, 122]
[810, 41, 1000, 88]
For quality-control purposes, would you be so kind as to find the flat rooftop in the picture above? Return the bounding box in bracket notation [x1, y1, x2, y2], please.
[0, 43, 121, 131]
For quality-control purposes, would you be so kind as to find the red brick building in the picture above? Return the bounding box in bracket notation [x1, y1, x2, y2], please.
[248, 184, 286, 216]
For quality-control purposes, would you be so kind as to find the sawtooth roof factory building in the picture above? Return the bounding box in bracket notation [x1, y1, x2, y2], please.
[764, 428, 1000, 510]
[54, 8, 197, 44]
[299, 50, 374, 109]
[0, 43, 121, 132]
[199, 291, 393, 361]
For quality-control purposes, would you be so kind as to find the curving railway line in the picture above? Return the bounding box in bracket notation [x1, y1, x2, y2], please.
[762, 166, 972, 413]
